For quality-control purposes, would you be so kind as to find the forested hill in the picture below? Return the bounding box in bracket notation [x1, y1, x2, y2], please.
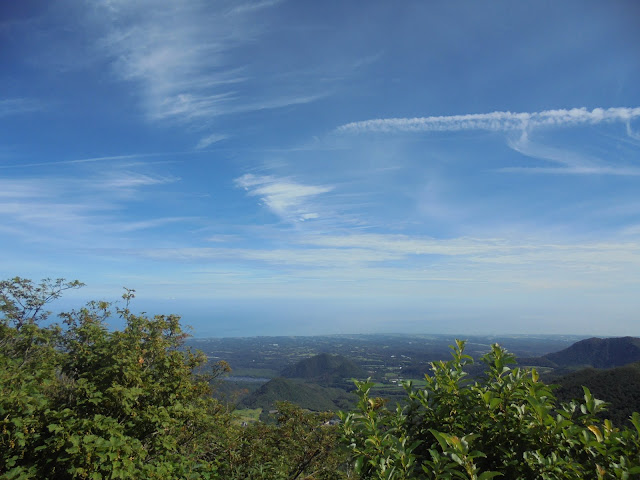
[281, 353, 366, 380]
[543, 336, 640, 368]
[514, 336, 640, 426]
[555, 361, 640, 426]
[239, 377, 356, 413]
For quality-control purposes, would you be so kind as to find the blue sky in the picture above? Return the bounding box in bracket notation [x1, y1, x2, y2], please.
[2, 1, 640, 336]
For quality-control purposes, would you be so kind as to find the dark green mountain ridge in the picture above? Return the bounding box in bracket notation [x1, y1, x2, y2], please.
[519, 336, 640, 369]
[555, 361, 640, 426]
[281, 352, 366, 380]
[544, 336, 640, 368]
[239, 377, 356, 413]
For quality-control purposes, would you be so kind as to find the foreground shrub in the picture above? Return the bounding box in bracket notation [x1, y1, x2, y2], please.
[1, 277, 351, 479]
[340, 340, 640, 480]
[1, 278, 231, 479]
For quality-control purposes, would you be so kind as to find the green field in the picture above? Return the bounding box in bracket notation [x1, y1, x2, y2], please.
[233, 408, 262, 424]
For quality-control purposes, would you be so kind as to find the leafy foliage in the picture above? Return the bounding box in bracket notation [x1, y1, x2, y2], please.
[340, 340, 640, 479]
[218, 402, 352, 479]
[1, 277, 352, 480]
[1, 278, 230, 478]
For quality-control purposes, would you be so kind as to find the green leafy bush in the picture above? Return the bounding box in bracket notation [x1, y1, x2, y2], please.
[1, 278, 230, 479]
[340, 340, 640, 480]
[217, 401, 351, 480]
[1, 277, 351, 479]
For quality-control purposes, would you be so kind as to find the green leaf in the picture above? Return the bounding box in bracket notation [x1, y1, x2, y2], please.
[478, 472, 503, 480]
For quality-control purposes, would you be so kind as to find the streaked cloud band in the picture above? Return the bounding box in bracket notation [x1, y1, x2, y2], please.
[337, 107, 640, 134]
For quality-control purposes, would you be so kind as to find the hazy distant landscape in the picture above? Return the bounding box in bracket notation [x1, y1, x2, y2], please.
[190, 333, 585, 385]
[191, 333, 640, 426]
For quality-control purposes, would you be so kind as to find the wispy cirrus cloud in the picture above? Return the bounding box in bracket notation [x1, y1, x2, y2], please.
[133, 246, 402, 267]
[100, 172, 179, 189]
[111, 216, 196, 233]
[502, 131, 640, 176]
[627, 122, 640, 141]
[0, 169, 182, 244]
[226, 0, 285, 16]
[120, 231, 640, 270]
[337, 107, 640, 134]
[120, 232, 640, 293]
[300, 233, 505, 256]
[95, 0, 324, 125]
[0, 179, 49, 198]
[235, 174, 333, 222]
[0, 152, 182, 169]
[302, 233, 640, 270]
[0, 178, 110, 241]
[195, 133, 229, 150]
[0, 98, 43, 117]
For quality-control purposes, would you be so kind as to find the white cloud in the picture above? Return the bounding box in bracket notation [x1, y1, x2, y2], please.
[124, 232, 640, 270]
[0, 98, 42, 117]
[627, 121, 640, 141]
[337, 107, 640, 134]
[0, 170, 181, 244]
[119, 233, 640, 296]
[302, 233, 503, 256]
[235, 174, 333, 222]
[0, 152, 179, 170]
[97, 3, 250, 122]
[0, 194, 105, 242]
[0, 179, 51, 198]
[205, 234, 241, 243]
[226, 0, 284, 16]
[101, 172, 179, 189]
[195, 133, 229, 150]
[502, 131, 640, 175]
[95, 1, 322, 124]
[336, 107, 640, 176]
[111, 217, 195, 232]
[136, 246, 404, 267]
